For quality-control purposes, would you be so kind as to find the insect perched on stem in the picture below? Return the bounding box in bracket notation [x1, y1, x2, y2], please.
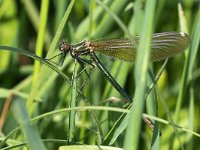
[46, 31, 191, 131]
[46, 31, 190, 102]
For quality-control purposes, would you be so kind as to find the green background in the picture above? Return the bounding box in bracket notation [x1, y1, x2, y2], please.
[0, 0, 199, 150]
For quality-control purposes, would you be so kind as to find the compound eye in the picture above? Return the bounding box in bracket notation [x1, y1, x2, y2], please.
[59, 40, 71, 52]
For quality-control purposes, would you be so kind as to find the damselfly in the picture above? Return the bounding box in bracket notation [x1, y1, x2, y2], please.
[46, 31, 191, 131]
[47, 31, 191, 102]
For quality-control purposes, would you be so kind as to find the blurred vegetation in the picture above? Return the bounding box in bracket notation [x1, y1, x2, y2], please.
[0, 0, 199, 150]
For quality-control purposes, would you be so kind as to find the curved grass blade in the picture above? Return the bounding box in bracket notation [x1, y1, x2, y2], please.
[26, 0, 76, 114]
[11, 97, 46, 150]
[0, 46, 70, 83]
[124, 0, 155, 149]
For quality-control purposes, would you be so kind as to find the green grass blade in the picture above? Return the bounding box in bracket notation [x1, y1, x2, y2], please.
[175, 3, 200, 124]
[68, 60, 78, 142]
[26, 0, 76, 114]
[93, 0, 129, 38]
[0, 46, 70, 83]
[32, 0, 49, 84]
[174, 3, 190, 124]
[59, 145, 123, 150]
[146, 71, 160, 149]
[2, 105, 200, 148]
[11, 97, 46, 150]
[108, 111, 129, 145]
[108, 60, 167, 145]
[20, 0, 51, 45]
[124, 0, 156, 149]
[95, 0, 131, 37]
[187, 7, 200, 77]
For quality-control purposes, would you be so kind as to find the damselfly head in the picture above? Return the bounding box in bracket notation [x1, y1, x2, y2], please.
[59, 40, 72, 53]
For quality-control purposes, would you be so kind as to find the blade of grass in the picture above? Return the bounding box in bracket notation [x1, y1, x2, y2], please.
[146, 69, 160, 149]
[89, 0, 96, 38]
[175, 2, 200, 127]
[68, 60, 78, 142]
[186, 85, 194, 149]
[108, 60, 168, 145]
[11, 96, 46, 150]
[95, 0, 131, 37]
[187, 6, 200, 81]
[20, 0, 51, 46]
[128, 0, 144, 35]
[1, 143, 27, 150]
[54, 1, 68, 32]
[2, 104, 200, 148]
[108, 106, 130, 145]
[172, 3, 191, 148]
[59, 145, 123, 150]
[174, 3, 190, 123]
[32, 0, 49, 84]
[0, 46, 70, 83]
[124, 0, 156, 149]
[74, 1, 106, 40]
[0, 88, 41, 102]
[26, 0, 76, 114]
[74, 0, 129, 40]
[31, 107, 200, 139]
[93, 0, 129, 38]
